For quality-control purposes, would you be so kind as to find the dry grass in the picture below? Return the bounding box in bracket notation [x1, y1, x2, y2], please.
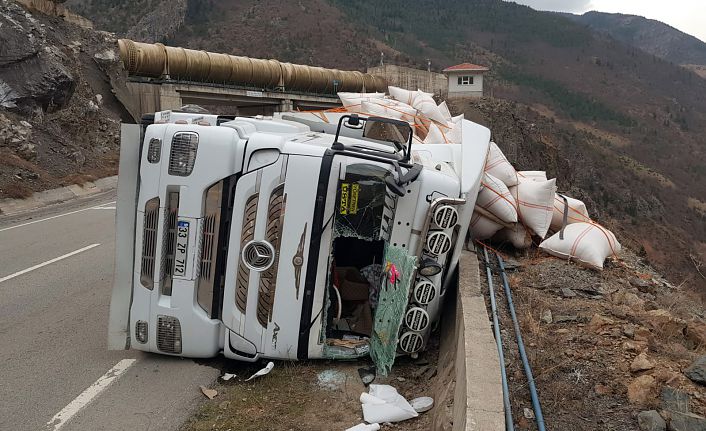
[3, 183, 33, 199]
[688, 197, 706, 217]
[60, 173, 98, 186]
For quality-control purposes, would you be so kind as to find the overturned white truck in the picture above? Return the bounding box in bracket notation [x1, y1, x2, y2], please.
[107, 108, 490, 373]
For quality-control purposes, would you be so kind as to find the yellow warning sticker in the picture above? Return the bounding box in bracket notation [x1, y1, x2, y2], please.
[350, 183, 359, 215]
[339, 183, 349, 215]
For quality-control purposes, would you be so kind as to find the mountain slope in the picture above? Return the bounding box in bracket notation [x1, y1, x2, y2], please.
[565, 11, 706, 66]
[0, 0, 130, 200]
[64, 0, 706, 288]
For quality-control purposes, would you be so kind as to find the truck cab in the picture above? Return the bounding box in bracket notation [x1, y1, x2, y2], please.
[108, 109, 490, 373]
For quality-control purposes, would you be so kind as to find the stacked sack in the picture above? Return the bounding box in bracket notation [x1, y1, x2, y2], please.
[337, 86, 463, 145]
[334, 89, 621, 270]
[470, 142, 621, 270]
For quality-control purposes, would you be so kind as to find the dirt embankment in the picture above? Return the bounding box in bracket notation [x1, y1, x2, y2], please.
[0, 0, 130, 201]
[450, 97, 706, 298]
[481, 247, 706, 430]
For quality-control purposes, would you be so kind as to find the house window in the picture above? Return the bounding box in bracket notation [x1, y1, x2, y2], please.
[457, 75, 474, 85]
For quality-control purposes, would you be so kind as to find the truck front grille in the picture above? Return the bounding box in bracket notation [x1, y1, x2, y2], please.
[140, 197, 160, 290]
[168, 132, 198, 177]
[200, 214, 217, 280]
[197, 181, 224, 316]
[256, 184, 286, 327]
[156, 315, 182, 354]
[161, 192, 179, 296]
[235, 194, 259, 314]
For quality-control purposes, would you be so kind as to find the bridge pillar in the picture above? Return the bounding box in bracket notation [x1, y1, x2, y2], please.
[277, 99, 294, 112]
[159, 84, 183, 111]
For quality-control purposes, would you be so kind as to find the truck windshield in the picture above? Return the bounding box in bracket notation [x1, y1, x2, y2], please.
[321, 163, 397, 359]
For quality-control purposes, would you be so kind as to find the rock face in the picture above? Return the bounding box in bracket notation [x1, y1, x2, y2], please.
[0, 1, 126, 199]
[125, 0, 187, 43]
[686, 322, 706, 349]
[628, 375, 658, 405]
[645, 310, 687, 339]
[638, 410, 667, 431]
[684, 356, 706, 385]
[668, 411, 706, 431]
[0, 3, 75, 114]
[589, 314, 615, 332]
[631, 352, 656, 373]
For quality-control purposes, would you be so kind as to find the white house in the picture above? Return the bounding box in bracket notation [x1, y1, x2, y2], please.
[443, 63, 489, 98]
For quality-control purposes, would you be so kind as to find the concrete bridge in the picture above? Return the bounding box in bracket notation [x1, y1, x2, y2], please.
[125, 78, 342, 118]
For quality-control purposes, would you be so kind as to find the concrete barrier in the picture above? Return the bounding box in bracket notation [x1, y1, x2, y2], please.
[0, 176, 117, 216]
[452, 250, 505, 430]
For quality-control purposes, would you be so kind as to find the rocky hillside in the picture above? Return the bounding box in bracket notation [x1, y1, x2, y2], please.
[484, 247, 706, 431]
[564, 11, 706, 66]
[16, 0, 706, 290]
[0, 0, 130, 200]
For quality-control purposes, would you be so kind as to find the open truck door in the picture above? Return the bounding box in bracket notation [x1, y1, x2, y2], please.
[107, 123, 142, 350]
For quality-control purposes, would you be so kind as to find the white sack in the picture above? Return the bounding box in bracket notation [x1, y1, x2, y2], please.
[244, 361, 274, 382]
[388, 86, 415, 104]
[512, 178, 557, 238]
[438, 101, 452, 122]
[539, 222, 621, 270]
[444, 121, 462, 144]
[485, 142, 518, 187]
[517, 171, 547, 182]
[345, 423, 381, 431]
[362, 384, 419, 424]
[338, 92, 385, 109]
[414, 114, 432, 141]
[494, 224, 533, 249]
[470, 211, 504, 240]
[424, 122, 446, 144]
[411, 90, 448, 124]
[477, 173, 518, 223]
[360, 100, 417, 123]
[550, 194, 590, 232]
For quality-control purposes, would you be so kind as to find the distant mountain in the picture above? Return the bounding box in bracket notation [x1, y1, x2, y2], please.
[564, 11, 706, 66]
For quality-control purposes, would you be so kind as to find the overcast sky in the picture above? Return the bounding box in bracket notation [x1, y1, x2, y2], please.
[505, 0, 706, 42]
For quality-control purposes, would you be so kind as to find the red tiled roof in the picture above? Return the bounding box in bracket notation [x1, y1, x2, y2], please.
[442, 63, 489, 72]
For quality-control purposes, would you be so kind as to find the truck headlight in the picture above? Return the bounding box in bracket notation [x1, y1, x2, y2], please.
[426, 231, 452, 256]
[418, 257, 442, 277]
[147, 138, 161, 163]
[135, 320, 148, 343]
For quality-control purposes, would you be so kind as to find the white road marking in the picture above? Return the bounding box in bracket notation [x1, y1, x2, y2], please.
[46, 359, 137, 431]
[0, 201, 116, 233]
[92, 206, 116, 210]
[0, 243, 101, 284]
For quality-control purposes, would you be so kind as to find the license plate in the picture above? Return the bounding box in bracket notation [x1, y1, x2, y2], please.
[174, 220, 190, 277]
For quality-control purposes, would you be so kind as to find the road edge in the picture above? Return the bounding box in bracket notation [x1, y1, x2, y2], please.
[0, 176, 117, 217]
[454, 250, 506, 431]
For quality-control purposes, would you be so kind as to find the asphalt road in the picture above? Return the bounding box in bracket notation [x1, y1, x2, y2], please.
[0, 194, 220, 431]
